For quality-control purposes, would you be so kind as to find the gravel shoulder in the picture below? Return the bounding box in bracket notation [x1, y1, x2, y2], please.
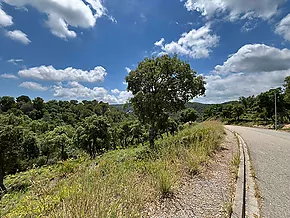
[149, 129, 238, 218]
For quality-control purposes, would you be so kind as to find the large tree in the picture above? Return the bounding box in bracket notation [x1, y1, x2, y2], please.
[180, 108, 199, 123]
[0, 115, 39, 193]
[256, 88, 285, 122]
[75, 115, 111, 158]
[41, 126, 74, 163]
[0, 96, 16, 112]
[126, 55, 205, 148]
[284, 76, 290, 104]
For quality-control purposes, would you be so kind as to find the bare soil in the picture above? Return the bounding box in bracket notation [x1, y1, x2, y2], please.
[147, 129, 238, 218]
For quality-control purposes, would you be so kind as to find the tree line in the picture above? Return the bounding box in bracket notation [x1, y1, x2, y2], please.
[203, 76, 290, 125]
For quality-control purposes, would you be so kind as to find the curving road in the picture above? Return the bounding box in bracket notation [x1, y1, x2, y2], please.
[226, 125, 290, 218]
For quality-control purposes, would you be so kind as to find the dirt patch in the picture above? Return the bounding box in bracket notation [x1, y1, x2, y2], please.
[147, 129, 238, 218]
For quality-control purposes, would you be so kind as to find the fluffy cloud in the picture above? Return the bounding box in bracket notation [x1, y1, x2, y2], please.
[19, 81, 49, 91]
[18, 65, 107, 82]
[125, 67, 132, 73]
[0, 5, 13, 26]
[214, 44, 290, 74]
[5, 30, 31, 44]
[111, 89, 121, 94]
[116, 90, 133, 103]
[197, 43, 290, 103]
[2, 0, 109, 39]
[275, 13, 290, 42]
[7, 59, 23, 65]
[155, 24, 219, 59]
[1, 73, 18, 79]
[197, 70, 290, 104]
[85, 0, 106, 18]
[154, 38, 165, 47]
[46, 14, 77, 39]
[184, 0, 285, 21]
[53, 82, 132, 104]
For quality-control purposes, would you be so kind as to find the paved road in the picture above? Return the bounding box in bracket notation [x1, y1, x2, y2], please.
[226, 125, 290, 218]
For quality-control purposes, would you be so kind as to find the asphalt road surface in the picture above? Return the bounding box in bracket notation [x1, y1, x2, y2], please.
[226, 125, 290, 218]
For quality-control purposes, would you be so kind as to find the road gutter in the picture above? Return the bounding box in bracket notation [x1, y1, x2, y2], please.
[228, 130, 260, 218]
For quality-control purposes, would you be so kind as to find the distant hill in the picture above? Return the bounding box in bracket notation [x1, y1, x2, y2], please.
[112, 102, 213, 115]
[111, 104, 132, 113]
[185, 102, 213, 114]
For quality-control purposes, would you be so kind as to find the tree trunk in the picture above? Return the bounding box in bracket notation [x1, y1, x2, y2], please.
[92, 140, 96, 159]
[61, 144, 65, 160]
[149, 125, 156, 149]
[88, 141, 92, 159]
[0, 167, 6, 194]
[46, 153, 49, 164]
[130, 137, 134, 145]
[125, 137, 128, 147]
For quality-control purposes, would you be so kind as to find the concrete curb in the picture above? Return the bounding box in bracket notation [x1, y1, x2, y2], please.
[231, 131, 245, 218]
[228, 130, 260, 218]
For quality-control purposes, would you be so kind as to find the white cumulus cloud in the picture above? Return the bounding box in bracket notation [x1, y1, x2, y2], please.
[2, 0, 111, 39]
[46, 14, 77, 39]
[197, 70, 290, 104]
[111, 89, 121, 94]
[154, 38, 165, 47]
[125, 67, 131, 73]
[0, 5, 13, 26]
[214, 44, 290, 74]
[19, 81, 49, 91]
[196, 43, 290, 103]
[5, 30, 31, 44]
[1, 73, 18, 79]
[84, 0, 106, 18]
[184, 0, 285, 21]
[155, 24, 219, 59]
[53, 82, 132, 104]
[275, 13, 290, 42]
[7, 58, 23, 65]
[18, 65, 107, 83]
[116, 90, 133, 103]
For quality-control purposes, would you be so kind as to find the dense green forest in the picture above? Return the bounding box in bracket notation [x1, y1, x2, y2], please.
[0, 55, 204, 194]
[203, 76, 290, 126]
[113, 102, 212, 116]
[0, 97, 201, 191]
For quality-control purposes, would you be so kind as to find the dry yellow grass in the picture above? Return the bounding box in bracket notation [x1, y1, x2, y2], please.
[1, 121, 224, 218]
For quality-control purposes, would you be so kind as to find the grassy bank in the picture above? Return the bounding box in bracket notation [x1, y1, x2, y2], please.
[1, 121, 224, 218]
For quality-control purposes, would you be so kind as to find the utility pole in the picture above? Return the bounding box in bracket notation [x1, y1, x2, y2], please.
[275, 92, 277, 130]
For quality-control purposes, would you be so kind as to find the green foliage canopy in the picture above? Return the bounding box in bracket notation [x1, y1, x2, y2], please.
[126, 55, 205, 148]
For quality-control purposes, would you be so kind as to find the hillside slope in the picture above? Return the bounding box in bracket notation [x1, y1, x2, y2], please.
[112, 102, 213, 115]
[1, 122, 224, 218]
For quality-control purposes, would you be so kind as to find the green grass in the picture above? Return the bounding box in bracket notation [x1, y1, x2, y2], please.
[231, 152, 240, 181]
[222, 202, 233, 218]
[1, 121, 224, 218]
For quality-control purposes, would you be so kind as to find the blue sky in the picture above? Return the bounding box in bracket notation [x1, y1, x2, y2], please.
[1, 0, 290, 104]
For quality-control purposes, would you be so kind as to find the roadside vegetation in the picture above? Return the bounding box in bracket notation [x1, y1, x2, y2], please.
[1, 121, 224, 217]
[231, 151, 240, 181]
[0, 55, 206, 193]
[1, 55, 224, 217]
[203, 76, 290, 128]
[231, 134, 241, 181]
